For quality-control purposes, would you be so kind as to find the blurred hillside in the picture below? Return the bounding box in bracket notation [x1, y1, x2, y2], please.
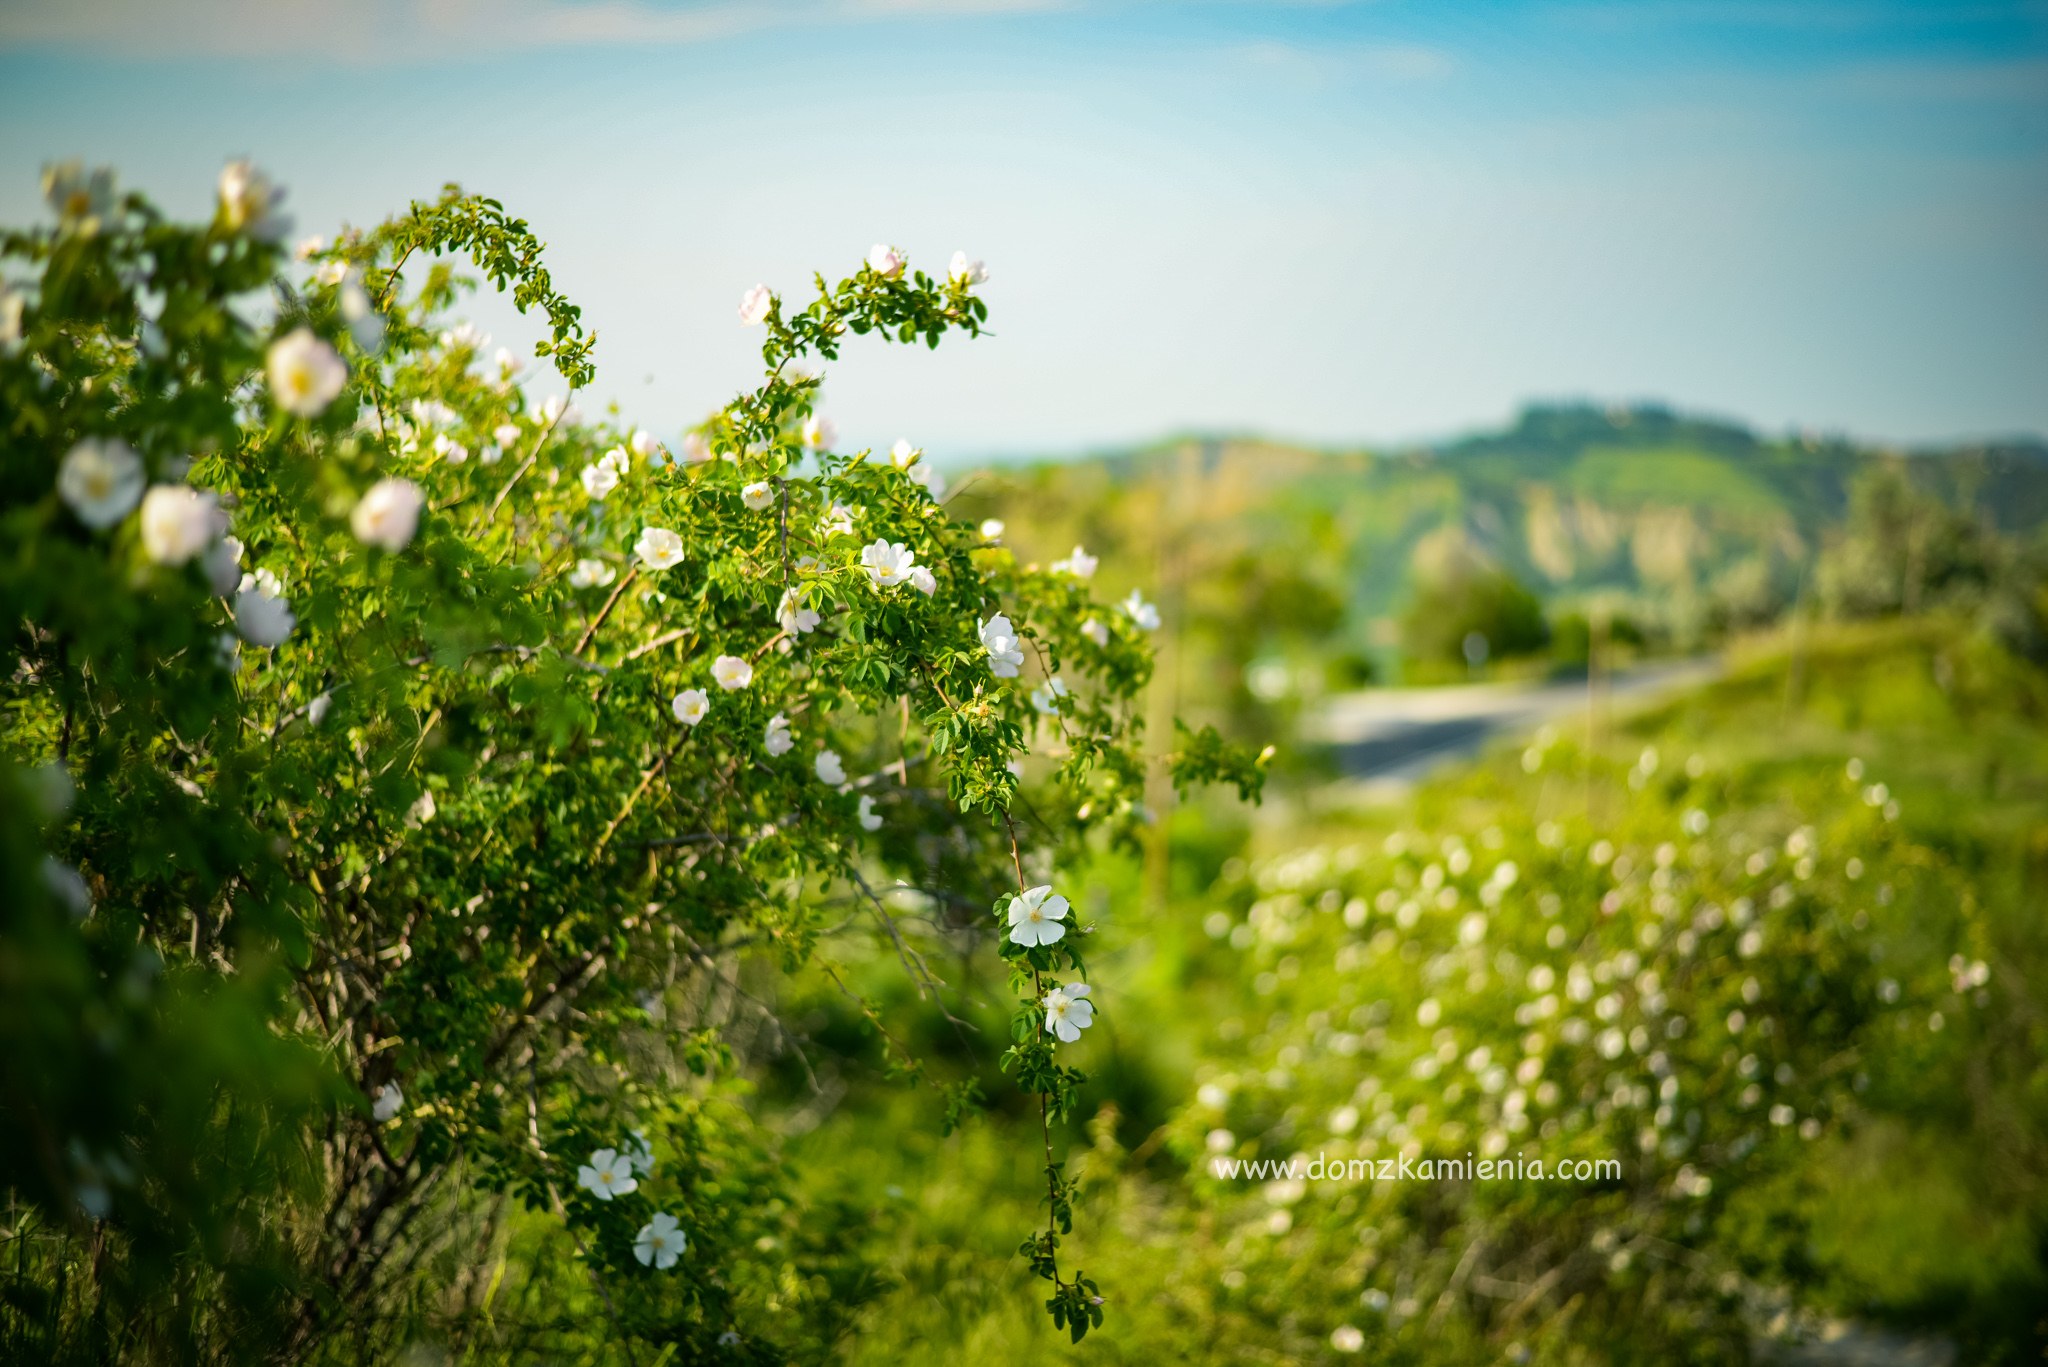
[954, 403, 2048, 710]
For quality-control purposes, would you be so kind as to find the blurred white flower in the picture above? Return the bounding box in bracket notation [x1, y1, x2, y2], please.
[493, 421, 522, 448]
[1331, 1325, 1365, 1353]
[907, 462, 946, 499]
[801, 415, 836, 450]
[600, 446, 631, 476]
[1081, 617, 1109, 647]
[742, 480, 775, 511]
[889, 438, 920, 470]
[861, 539, 919, 589]
[1052, 545, 1098, 578]
[569, 558, 616, 589]
[0, 284, 23, 351]
[948, 251, 989, 285]
[815, 749, 845, 785]
[680, 431, 714, 464]
[43, 161, 116, 233]
[626, 1128, 657, 1176]
[1121, 589, 1160, 630]
[908, 565, 937, 596]
[1042, 982, 1095, 1042]
[819, 503, 855, 537]
[778, 587, 821, 634]
[858, 794, 883, 831]
[1031, 676, 1069, 715]
[307, 691, 332, 726]
[138, 485, 217, 564]
[314, 259, 349, 287]
[351, 478, 423, 552]
[636, 527, 685, 569]
[294, 234, 325, 259]
[339, 275, 384, 353]
[580, 461, 620, 500]
[575, 1148, 637, 1201]
[979, 518, 1005, 542]
[204, 534, 243, 594]
[629, 428, 660, 461]
[738, 284, 772, 325]
[672, 688, 709, 726]
[432, 433, 468, 465]
[979, 613, 1025, 678]
[535, 393, 581, 427]
[494, 346, 525, 380]
[634, 1212, 686, 1269]
[266, 328, 346, 418]
[867, 244, 905, 278]
[764, 713, 794, 757]
[217, 159, 290, 241]
[371, 1083, 403, 1123]
[1007, 884, 1070, 947]
[712, 654, 753, 690]
[234, 569, 295, 646]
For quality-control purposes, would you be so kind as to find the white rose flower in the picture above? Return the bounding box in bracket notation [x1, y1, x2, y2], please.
[580, 461, 620, 500]
[569, 558, 617, 589]
[575, 1148, 638, 1201]
[860, 539, 919, 589]
[800, 415, 836, 450]
[819, 503, 855, 537]
[138, 485, 218, 565]
[635, 526, 685, 570]
[948, 251, 989, 286]
[1053, 545, 1099, 578]
[217, 159, 290, 242]
[742, 481, 775, 511]
[777, 587, 821, 635]
[630, 428, 660, 461]
[1031, 676, 1069, 715]
[908, 565, 937, 596]
[494, 346, 524, 380]
[858, 794, 883, 831]
[351, 478, 423, 552]
[907, 462, 946, 499]
[814, 749, 845, 785]
[57, 437, 145, 530]
[234, 570, 296, 646]
[440, 321, 488, 353]
[738, 283, 773, 326]
[889, 438, 920, 470]
[204, 534, 244, 595]
[979, 613, 1025, 678]
[1122, 589, 1161, 631]
[671, 688, 709, 726]
[867, 243, 905, 278]
[43, 161, 116, 232]
[979, 518, 1005, 542]
[634, 1212, 687, 1270]
[266, 327, 347, 418]
[371, 1083, 403, 1123]
[1042, 983, 1095, 1042]
[294, 234, 325, 260]
[764, 713, 793, 757]
[711, 654, 753, 690]
[1006, 884, 1070, 947]
[1081, 617, 1110, 647]
[315, 259, 349, 287]
[432, 434, 468, 465]
[601, 446, 631, 476]
[493, 422, 522, 448]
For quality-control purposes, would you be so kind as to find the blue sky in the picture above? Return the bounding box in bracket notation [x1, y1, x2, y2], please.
[2, 1, 2044, 458]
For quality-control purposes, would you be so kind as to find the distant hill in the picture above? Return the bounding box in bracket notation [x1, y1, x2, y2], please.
[966, 403, 2048, 661]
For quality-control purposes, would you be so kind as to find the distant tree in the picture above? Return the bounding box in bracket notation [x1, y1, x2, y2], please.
[1400, 560, 1548, 673]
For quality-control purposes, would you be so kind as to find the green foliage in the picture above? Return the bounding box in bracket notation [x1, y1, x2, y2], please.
[0, 167, 1263, 1362]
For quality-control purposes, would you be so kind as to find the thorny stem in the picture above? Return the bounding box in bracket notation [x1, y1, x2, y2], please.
[1005, 809, 1069, 1293]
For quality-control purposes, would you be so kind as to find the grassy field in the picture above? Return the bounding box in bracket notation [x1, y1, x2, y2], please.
[775, 616, 2048, 1364]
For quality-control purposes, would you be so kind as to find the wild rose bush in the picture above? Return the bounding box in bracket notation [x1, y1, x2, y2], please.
[0, 164, 1263, 1362]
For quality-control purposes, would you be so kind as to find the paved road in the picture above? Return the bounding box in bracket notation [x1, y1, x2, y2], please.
[1307, 658, 1724, 790]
